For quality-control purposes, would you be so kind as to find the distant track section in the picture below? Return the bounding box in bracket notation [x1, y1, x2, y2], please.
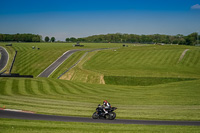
[38, 49, 84, 77]
[38, 48, 111, 78]
[0, 46, 9, 72]
[57, 48, 109, 79]
[0, 110, 200, 126]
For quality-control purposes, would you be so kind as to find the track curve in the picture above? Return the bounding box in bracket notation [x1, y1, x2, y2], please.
[0, 46, 9, 72]
[0, 110, 199, 126]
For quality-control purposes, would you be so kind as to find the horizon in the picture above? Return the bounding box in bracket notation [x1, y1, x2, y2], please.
[0, 0, 200, 41]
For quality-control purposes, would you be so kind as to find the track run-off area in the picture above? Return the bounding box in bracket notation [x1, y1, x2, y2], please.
[0, 110, 200, 126]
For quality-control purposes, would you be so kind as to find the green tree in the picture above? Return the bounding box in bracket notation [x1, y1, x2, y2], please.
[45, 36, 50, 42]
[65, 38, 70, 42]
[69, 37, 77, 42]
[51, 37, 55, 42]
[0, 34, 5, 41]
[185, 32, 198, 46]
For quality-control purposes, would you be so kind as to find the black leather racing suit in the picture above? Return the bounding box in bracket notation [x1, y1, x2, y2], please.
[103, 102, 111, 114]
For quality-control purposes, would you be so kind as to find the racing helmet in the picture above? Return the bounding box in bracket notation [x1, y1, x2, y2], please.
[103, 100, 108, 105]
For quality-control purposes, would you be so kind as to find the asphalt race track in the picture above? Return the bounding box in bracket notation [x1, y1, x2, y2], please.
[38, 49, 83, 77]
[0, 46, 9, 71]
[0, 110, 200, 126]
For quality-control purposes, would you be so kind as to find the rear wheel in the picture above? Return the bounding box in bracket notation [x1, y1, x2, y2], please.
[92, 112, 99, 119]
[105, 114, 110, 120]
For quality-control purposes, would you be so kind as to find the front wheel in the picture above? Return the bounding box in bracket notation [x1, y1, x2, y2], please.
[92, 112, 99, 119]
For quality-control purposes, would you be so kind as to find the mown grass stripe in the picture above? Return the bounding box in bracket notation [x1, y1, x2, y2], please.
[67, 83, 88, 94]
[189, 51, 196, 66]
[52, 81, 68, 95]
[18, 79, 28, 95]
[0, 79, 6, 95]
[73, 83, 101, 94]
[165, 50, 177, 65]
[47, 79, 66, 95]
[3, 79, 13, 96]
[36, 80, 46, 95]
[153, 49, 164, 65]
[167, 50, 180, 65]
[42, 79, 67, 95]
[191, 49, 200, 66]
[11, 79, 20, 95]
[142, 50, 154, 65]
[56, 80, 72, 94]
[146, 49, 161, 65]
[40, 80, 53, 95]
[30, 79, 41, 95]
[139, 50, 152, 65]
[63, 81, 85, 95]
[25, 79, 35, 95]
[159, 50, 170, 65]
[133, 51, 147, 64]
[63, 82, 84, 94]
[181, 50, 195, 67]
[0, 96, 95, 114]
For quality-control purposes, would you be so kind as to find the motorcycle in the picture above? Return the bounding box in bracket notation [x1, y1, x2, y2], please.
[92, 104, 117, 120]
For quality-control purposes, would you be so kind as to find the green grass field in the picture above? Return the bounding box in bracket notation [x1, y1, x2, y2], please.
[0, 43, 200, 132]
[61, 45, 200, 84]
[0, 118, 200, 133]
[83, 45, 200, 78]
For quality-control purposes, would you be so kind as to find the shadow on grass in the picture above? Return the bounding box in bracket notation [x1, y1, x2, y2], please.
[104, 76, 197, 86]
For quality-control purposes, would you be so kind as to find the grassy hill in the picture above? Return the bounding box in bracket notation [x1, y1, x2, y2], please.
[11, 43, 79, 77]
[3, 42, 121, 77]
[0, 43, 200, 132]
[61, 45, 200, 85]
[83, 45, 200, 78]
[0, 77, 200, 121]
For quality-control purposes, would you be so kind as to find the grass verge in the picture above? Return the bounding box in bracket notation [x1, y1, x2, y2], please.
[0, 118, 200, 133]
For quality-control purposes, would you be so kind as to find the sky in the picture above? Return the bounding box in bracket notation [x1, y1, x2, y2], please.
[0, 0, 200, 41]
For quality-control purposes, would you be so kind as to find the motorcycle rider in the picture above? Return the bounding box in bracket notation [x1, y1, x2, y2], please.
[102, 100, 111, 114]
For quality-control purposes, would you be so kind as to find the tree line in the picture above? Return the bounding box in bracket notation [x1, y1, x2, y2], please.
[0, 33, 42, 42]
[0, 33, 199, 46]
[66, 32, 200, 46]
[0, 34, 56, 42]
